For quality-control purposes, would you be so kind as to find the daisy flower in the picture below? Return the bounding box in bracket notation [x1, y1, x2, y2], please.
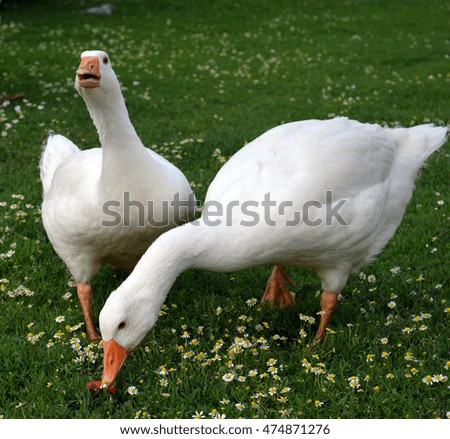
[209, 409, 225, 419]
[422, 375, 433, 385]
[246, 298, 257, 307]
[266, 358, 277, 366]
[348, 376, 360, 389]
[267, 366, 278, 375]
[158, 365, 169, 375]
[404, 352, 414, 361]
[390, 266, 401, 274]
[27, 332, 45, 344]
[367, 274, 377, 283]
[192, 411, 205, 419]
[299, 329, 307, 338]
[268, 387, 277, 395]
[127, 386, 139, 395]
[222, 373, 235, 383]
[432, 374, 448, 383]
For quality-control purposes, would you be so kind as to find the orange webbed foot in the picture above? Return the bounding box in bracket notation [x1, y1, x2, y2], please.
[261, 266, 296, 308]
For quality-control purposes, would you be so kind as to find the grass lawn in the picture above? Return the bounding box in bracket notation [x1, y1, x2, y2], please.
[0, 0, 448, 419]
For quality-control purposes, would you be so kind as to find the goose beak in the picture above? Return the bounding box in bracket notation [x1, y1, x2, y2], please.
[101, 339, 129, 385]
[76, 56, 101, 88]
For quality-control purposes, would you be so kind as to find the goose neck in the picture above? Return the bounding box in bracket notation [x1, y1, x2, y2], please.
[82, 88, 141, 151]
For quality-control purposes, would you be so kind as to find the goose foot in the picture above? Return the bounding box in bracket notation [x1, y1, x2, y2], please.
[261, 266, 296, 307]
[77, 281, 100, 341]
[311, 290, 338, 345]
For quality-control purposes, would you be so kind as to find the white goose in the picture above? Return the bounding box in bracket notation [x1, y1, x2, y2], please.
[40, 50, 195, 340]
[93, 117, 447, 387]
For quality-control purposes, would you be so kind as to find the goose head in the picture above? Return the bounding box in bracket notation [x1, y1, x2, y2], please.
[74, 49, 135, 144]
[96, 228, 194, 386]
[75, 50, 119, 96]
[98, 281, 166, 385]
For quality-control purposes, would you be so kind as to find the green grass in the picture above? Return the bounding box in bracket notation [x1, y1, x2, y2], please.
[0, 0, 449, 419]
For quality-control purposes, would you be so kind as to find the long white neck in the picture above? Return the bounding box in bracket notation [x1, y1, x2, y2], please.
[117, 218, 265, 336]
[79, 86, 150, 195]
[112, 222, 210, 343]
[83, 87, 140, 149]
[128, 222, 207, 292]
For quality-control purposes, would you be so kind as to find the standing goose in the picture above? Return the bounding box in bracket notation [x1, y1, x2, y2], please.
[40, 50, 196, 340]
[92, 117, 446, 388]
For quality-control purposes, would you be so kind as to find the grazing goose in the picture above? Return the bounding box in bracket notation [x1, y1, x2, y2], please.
[90, 117, 446, 388]
[40, 50, 196, 340]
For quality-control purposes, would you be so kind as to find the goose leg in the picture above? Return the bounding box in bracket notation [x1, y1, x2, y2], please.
[261, 266, 296, 307]
[312, 290, 338, 345]
[77, 281, 100, 341]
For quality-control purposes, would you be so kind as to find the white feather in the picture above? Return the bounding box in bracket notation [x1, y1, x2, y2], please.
[40, 133, 79, 197]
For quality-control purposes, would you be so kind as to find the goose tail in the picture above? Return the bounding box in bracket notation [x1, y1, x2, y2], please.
[387, 123, 448, 171]
[409, 123, 448, 162]
[40, 132, 80, 197]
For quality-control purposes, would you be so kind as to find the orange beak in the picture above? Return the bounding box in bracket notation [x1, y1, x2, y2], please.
[101, 339, 129, 385]
[76, 56, 101, 88]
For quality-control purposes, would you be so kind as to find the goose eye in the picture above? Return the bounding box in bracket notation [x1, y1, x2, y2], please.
[118, 321, 126, 330]
[103, 56, 109, 65]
